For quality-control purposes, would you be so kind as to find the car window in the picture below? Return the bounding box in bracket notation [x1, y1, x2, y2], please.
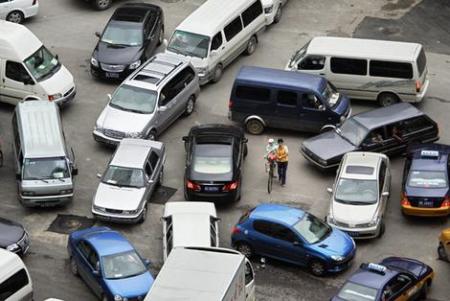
[242, 0, 263, 27]
[145, 162, 152, 178]
[235, 85, 271, 102]
[78, 240, 92, 259]
[379, 160, 387, 195]
[416, 48, 427, 76]
[253, 220, 275, 237]
[363, 128, 385, 146]
[293, 214, 331, 244]
[331, 57, 367, 75]
[211, 32, 223, 51]
[102, 250, 147, 279]
[6, 61, 30, 82]
[402, 117, 434, 135]
[277, 90, 297, 107]
[160, 67, 194, 105]
[0, 269, 29, 301]
[224, 16, 243, 41]
[165, 216, 173, 253]
[299, 55, 325, 70]
[210, 217, 217, 247]
[272, 223, 298, 243]
[383, 274, 413, 300]
[110, 85, 157, 114]
[369, 60, 413, 79]
[149, 151, 159, 170]
[302, 94, 323, 110]
[102, 165, 145, 188]
[337, 282, 377, 301]
[88, 249, 99, 270]
[335, 178, 378, 205]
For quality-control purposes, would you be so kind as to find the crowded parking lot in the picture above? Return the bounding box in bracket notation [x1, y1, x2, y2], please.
[0, 0, 450, 300]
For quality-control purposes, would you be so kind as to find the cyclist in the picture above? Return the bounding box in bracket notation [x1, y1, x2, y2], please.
[264, 138, 278, 176]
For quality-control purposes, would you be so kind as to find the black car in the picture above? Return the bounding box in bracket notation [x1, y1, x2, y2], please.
[90, 3, 164, 80]
[183, 124, 248, 203]
[301, 103, 439, 170]
[0, 217, 29, 256]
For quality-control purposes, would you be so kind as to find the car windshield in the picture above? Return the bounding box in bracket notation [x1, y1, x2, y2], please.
[322, 82, 340, 108]
[337, 282, 378, 301]
[110, 85, 157, 114]
[102, 250, 147, 280]
[338, 119, 369, 146]
[408, 170, 448, 188]
[102, 165, 144, 188]
[293, 213, 331, 244]
[289, 42, 308, 68]
[23, 157, 69, 180]
[24, 46, 60, 81]
[193, 144, 232, 174]
[335, 178, 378, 205]
[167, 30, 210, 59]
[101, 22, 143, 46]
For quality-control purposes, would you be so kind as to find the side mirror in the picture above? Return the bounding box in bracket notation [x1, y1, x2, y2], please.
[327, 187, 333, 193]
[382, 191, 390, 197]
[107, 94, 112, 101]
[71, 166, 78, 176]
[16, 173, 21, 180]
[22, 76, 34, 86]
[210, 49, 218, 57]
[95, 31, 101, 38]
[182, 136, 188, 142]
[96, 173, 102, 179]
[293, 241, 301, 246]
[148, 179, 154, 184]
[55, 54, 59, 60]
[93, 270, 99, 276]
[144, 259, 152, 268]
[163, 39, 168, 48]
[159, 106, 167, 112]
[243, 137, 248, 143]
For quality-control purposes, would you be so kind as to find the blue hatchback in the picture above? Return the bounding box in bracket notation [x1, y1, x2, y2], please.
[67, 227, 154, 301]
[231, 204, 355, 276]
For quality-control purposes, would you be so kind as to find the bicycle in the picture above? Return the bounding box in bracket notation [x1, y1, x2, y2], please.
[267, 156, 276, 194]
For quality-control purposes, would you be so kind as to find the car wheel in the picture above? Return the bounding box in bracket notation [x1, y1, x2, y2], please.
[245, 119, 264, 135]
[138, 205, 147, 224]
[212, 64, 223, 83]
[70, 257, 79, 276]
[378, 92, 399, 107]
[6, 11, 24, 23]
[245, 36, 257, 55]
[377, 221, 385, 238]
[274, 6, 282, 24]
[438, 243, 448, 261]
[147, 130, 157, 141]
[93, 0, 111, 10]
[158, 27, 164, 46]
[236, 242, 253, 258]
[184, 96, 195, 116]
[309, 260, 326, 277]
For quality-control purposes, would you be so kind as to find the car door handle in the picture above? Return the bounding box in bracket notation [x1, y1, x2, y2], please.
[319, 73, 325, 75]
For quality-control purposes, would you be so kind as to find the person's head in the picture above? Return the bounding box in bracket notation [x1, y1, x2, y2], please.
[268, 138, 274, 145]
[277, 138, 284, 145]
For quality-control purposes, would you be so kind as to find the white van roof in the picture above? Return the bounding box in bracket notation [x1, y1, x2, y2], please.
[175, 0, 254, 37]
[0, 249, 26, 281]
[0, 20, 42, 61]
[308, 37, 422, 62]
[16, 101, 66, 158]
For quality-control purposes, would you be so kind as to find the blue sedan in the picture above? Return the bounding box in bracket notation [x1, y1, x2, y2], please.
[67, 227, 154, 301]
[231, 204, 356, 276]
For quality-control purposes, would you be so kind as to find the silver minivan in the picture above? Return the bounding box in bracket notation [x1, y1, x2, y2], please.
[93, 53, 200, 145]
[12, 101, 77, 207]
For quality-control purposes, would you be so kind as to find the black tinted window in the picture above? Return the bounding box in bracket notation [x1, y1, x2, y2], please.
[242, 0, 263, 27]
[224, 17, 243, 41]
[331, 57, 367, 75]
[160, 67, 194, 104]
[369, 60, 413, 79]
[0, 269, 29, 300]
[235, 85, 271, 102]
[277, 90, 297, 106]
[402, 116, 434, 135]
[272, 224, 297, 242]
[149, 151, 159, 169]
[417, 48, 426, 76]
[6, 61, 30, 82]
[253, 220, 275, 236]
[299, 55, 325, 70]
[211, 32, 223, 51]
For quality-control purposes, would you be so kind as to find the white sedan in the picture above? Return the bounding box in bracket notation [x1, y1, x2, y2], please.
[326, 152, 391, 239]
[0, 0, 38, 23]
[261, 0, 288, 25]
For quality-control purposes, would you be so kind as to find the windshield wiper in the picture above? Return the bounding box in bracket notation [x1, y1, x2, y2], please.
[26, 177, 49, 183]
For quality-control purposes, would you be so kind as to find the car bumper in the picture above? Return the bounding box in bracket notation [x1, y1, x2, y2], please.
[329, 223, 380, 240]
[185, 189, 239, 203]
[54, 86, 76, 106]
[197, 70, 212, 85]
[92, 209, 143, 224]
[92, 130, 121, 146]
[402, 205, 450, 217]
[300, 148, 338, 170]
[90, 64, 133, 80]
[327, 249, 356, 273]
[20, 194, 73, 207]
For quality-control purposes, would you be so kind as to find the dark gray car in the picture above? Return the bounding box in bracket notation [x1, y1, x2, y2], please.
[0, 217, 29, 256]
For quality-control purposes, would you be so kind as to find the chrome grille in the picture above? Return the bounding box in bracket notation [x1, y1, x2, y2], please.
[101, 63, 125, 72]
[104, 129, 125, 139]
[105, 208, 123, 214]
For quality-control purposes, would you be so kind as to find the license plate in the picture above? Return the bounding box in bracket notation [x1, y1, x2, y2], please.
[204, 186, 219, 192]
[347, 231, 359, 237]
[419, 201, 433, 207]
[105, 72, 120, 78]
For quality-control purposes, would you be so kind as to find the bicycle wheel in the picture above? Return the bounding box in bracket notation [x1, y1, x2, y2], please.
[267, 166, 273, 194]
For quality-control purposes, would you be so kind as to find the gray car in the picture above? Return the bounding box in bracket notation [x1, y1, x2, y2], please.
[93, 52, 200, 145]
[92, 138, 166, 223]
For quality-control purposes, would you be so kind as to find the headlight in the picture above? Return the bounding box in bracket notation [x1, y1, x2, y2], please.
[22, 191, 35, 196]
[129, 60, 141, 69]
[196, 67, 207, 75]
[264, 5, 274, 13]
[93, 205, 105, 212]
[127, 132, 143, 138]
[331, 255, 345, 262]
[60, 189, 73, 194]
[124, 209, 139, 215]
[7, 243, 20, 252]
[91, 57, 99, 67]
[114, 295, 122, 301]
[368, 217, 380, 227]
[48, 93, 63, 101]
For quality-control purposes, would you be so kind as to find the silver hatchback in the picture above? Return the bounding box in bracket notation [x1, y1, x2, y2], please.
[93, 53, 200, 145]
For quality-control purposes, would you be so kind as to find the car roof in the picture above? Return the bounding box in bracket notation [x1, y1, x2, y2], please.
[84, 229, 134, 257]
[0, 20, 42, 61]
[347, 264, 399, 290]
[110, 139, 163, 169]
[236, 66, 326, 92]
[188, 124, 244, 139]
[341, 152, 383, 180]
[111, 3, 160, 24]
[250, 204, 305, 226]
[164, 202, 217, 217]
[351, 103, 425, 130]
[409, 144, 450, 172]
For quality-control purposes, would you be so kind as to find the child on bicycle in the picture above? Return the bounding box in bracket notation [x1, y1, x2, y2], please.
[264, 138, 278, 176]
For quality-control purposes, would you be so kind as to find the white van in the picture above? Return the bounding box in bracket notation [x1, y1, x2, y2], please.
[165, 0, 266, 85]
[285, 37, 429, 106]
[0, 20, 76, 106]
[0, 249, 33, 301]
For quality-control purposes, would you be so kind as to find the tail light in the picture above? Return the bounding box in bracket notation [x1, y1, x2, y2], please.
[223, 181, 238, 192]
[231, 226, 241, 235]
[401, 193, 410, 206]
[441, 197, 450, 208]
[186, 180, 201, 192]
[228, 100, 233, 109]
[415, 80, 422, 93]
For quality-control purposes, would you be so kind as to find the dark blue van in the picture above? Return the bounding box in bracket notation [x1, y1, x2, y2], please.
[228, 66, 351, 134]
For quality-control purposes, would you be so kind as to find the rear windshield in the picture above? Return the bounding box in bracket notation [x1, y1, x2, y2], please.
[193, 144, 232, 175]
[407, 170, 448, 188]
[416, 48, 427, 76]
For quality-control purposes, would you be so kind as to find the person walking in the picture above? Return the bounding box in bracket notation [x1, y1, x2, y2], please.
[276, 138, 288, 187]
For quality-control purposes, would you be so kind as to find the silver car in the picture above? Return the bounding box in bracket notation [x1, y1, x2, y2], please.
[93, 53, 200, 145]
[326, 152, 391, 239]
[92, 139, 165, 223]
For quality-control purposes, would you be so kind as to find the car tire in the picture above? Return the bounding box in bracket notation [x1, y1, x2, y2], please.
[70, 257, 79, 276]
[245, 36, 257, 55]
[138, 205, 147, 224]
[438, 243, 448, 261]
[245, 119, 264, 135]
[309, 259, 326, 277]
[378, 92, 399, 107]
[93, 0, 112, 10]
[6, 11, 24, 23]
[184, 96, 195, 116]
[236, 242, 254, 258]
[147, 130, 157, 141]
[212, 64, 223, 83]
[158, 27, 164, 46]
[273, 6, 282, 24]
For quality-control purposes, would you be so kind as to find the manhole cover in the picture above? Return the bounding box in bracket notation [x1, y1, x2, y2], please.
[48, 214, 95, 235]
[150, 186, 177, 205]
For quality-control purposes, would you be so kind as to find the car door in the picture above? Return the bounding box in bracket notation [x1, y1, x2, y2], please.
[295, 55, 326, 76]
[385, 273, 417, 301]
[381, 122, 407, 156]
[250, 220, 283, 257]
[378, 159, 389, 217]
[75, 240, 103, 298]
[147, 150, 161, 194]
[143, 14, 158, 59]
[157, 78, 179, 132]
[327, 57, 369, 99]
[271, 223, 309, 265]
[1, 61, 34, 105]
[300, 92, 328, 132]
[172, 67, 195, 118]
[162, 216, 173, 260]
[273, 89, 303, 131]
[209, 31, 225, 70]
[222, 16, 244, 66]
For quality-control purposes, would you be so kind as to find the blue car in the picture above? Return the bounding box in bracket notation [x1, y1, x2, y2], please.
[67, 227, 154, 301]
[332, 257, 434, 301]
[231, 204, 356, 276]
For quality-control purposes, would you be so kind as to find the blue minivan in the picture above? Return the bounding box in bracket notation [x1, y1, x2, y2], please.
[228, 66, 351, 135]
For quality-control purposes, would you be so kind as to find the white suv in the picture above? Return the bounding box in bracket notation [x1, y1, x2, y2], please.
[0, 0, 39, 23]
[326, 152, 391, 239]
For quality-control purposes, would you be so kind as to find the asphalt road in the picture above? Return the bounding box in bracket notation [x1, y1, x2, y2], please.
[0, 0, 449, 300]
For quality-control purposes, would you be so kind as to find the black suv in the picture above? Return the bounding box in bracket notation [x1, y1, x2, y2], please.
[301, 103, 439, 170]
[183, 124, 248, 203]
[90, 3, 164, 80]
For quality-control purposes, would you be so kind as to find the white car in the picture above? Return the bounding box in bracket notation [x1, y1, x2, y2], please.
[326, 152, 391, 239]
[261, 0, 287, 25]
[162, 202, 219, 261]
[0, 0, 38, 23]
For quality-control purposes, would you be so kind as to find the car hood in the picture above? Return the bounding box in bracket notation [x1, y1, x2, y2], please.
[0, 218, 25, 247]
[105, 271, 153, 298]
[94, 183, 145, 211]
[332, 201, 378, 225]
[164, 50, 205, 69]
[40, 65, 75, 96]
[98, 105, 152, 133]
[94, 42, 142, 65]
[310, 228, 354, 257]
[302, 131, 356, 161]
